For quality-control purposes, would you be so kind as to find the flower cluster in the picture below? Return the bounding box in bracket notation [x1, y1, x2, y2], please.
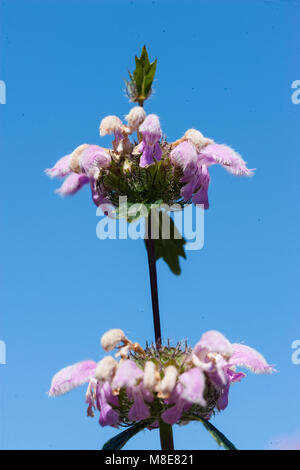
[46, 107, 253, 211]
[48, 329, 274, 428]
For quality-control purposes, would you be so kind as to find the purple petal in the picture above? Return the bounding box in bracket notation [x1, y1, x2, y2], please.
[200, 144, 253, 176]
[192, 165, 210, 209]
[48, 360, 96, 396]
[216, 382, 230, 411]
[45, 154, 72, 178]
[207, 362, 228, 388]
[162, 383, 190, 425]
[179, 368, 206, 406]
[55, 173, 89, 196]
[90, 178, 112, 210]
[229, 344, 275, 374]
[98, 382, 119, 427]
[227, 369, 246, 383]
[128, 386, 150, 421]
[153, 142, 162, 161]
[181, 171, 202, 200]
[162, 402, 184, 425]
[140, 144, 155, 167]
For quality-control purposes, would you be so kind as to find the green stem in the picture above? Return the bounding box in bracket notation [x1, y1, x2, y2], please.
[159, 419, 174, 450]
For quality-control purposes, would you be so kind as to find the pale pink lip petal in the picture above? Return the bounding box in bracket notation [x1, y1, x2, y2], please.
[55, 173, 89, 196]
[229, 344, 275, 374]
[200, 143, 254, 176]
[112, 360, 143, 389]
[48, 360, 97, 397]
[170, 141, 198, 170]
[80, 145, 111, 177]
[179, 368, 206, 407]
[45, 154, 72, 178]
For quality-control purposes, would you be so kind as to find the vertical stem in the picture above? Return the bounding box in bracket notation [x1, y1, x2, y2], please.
[145, 214, 174, 450]
[159, 420, 174, 451]
[145, 214, 162, 348]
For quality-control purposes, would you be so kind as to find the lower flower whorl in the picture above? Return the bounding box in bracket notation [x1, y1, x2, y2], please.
[49, 329, 274, 429]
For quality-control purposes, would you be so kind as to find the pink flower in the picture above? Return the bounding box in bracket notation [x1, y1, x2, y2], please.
[161, 383, 191, 425]
[45, 154, 72, 178]
[55, 173, 90, 196]
[112, 360, 153, 421]
[48, 360, 97, 397]
[138, 114, 162, 167]
[46, 144, 111, 205]
[97, 381, 119, 427]
[191, 330, 275, 412]
[48, 329, 274, 429]
[170, 136, 253, 209]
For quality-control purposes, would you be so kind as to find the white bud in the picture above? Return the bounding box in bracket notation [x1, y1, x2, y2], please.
[94, 356, 118, 383]
[69, 144, 89, 173]
[158, 366, 178, 397]
[184, 128, 213, 152]
[143, 361, 156, 391]
[101, 329, 128, 352]
[99, 115, 123, 136]
[125, 106, 146, 131]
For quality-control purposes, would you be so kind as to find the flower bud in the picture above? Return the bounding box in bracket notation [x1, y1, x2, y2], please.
[125, 106, 146, 131]
[184, 128, 213, 152]
[143, 361, 157, 391]
[158, 365, 178, 398]
[99, 115, 123, 136]
[101, 329, 128, 352]
[94, 356, 118, 383]
[139, 114, 162, 145]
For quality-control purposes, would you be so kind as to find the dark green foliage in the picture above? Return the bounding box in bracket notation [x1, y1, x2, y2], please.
[185, 415, 238, 450]
[125, 46, 157, 105]
[102, 422, 148, 450]
[148, 211, 187, 275]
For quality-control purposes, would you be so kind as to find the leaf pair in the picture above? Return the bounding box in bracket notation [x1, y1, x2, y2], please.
[125, 46, 157, 106]
[102, 418, 237, 450]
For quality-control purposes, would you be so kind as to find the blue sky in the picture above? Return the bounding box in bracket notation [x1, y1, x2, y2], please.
[0, 0, 299, 450]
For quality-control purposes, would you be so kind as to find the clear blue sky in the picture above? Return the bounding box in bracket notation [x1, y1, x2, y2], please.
[0, 0, 299, 450]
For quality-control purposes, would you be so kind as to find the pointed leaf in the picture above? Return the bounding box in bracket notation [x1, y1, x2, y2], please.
[187, 415, 237, 450]
[144, 59, 157, 97]
[102, 423, 147, 450]
[139, 45, 151, 69]
[145, 210, 186, 275]
[128, 46, 157, 104]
